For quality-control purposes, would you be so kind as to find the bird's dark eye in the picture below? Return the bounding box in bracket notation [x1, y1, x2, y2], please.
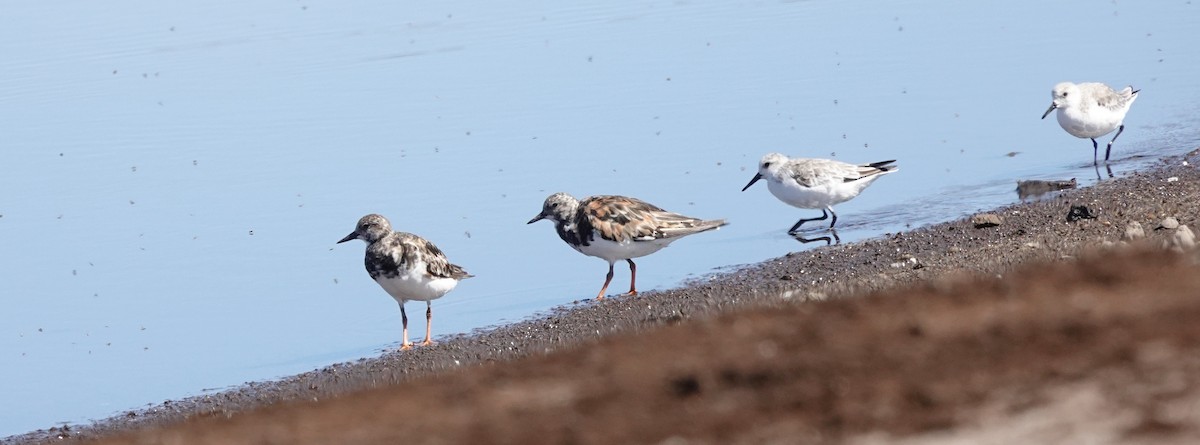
[1062, 92, 1068, 97]
[761, 162, 771, 168]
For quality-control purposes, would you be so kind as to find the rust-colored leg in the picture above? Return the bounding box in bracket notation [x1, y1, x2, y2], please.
[619, 259, 638, 297]
[420, 302, 434, 346]
[399, 302, 413, 351]
[595, 262, 615, 300]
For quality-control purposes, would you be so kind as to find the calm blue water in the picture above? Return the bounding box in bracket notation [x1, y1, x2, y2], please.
[2, 0, 1199, 436]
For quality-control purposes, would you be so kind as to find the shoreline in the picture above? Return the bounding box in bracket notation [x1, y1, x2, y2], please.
[7, 148, 1200, 444]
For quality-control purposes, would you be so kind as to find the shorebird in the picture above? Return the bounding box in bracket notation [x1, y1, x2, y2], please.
[1041, 81, 1139, 165]
[338, 214, 472, 350]
[527, 193, 726, 300]
[742, 153, 898, 233]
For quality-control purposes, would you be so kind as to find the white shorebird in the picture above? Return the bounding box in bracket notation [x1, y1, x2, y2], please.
[338, 214, 472, 350]
[528, 193, 726, 300]
[742, 153, 898, 234]
[1041, 81, 1139, 165]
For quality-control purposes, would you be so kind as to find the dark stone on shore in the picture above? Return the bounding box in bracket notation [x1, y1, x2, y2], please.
[1066, 205, 1097, 222]
[971, 213, 1004, 228]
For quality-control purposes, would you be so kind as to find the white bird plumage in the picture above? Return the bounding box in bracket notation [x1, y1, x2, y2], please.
[742, 153, 898, 234]
[1041, 81, 1139, 165]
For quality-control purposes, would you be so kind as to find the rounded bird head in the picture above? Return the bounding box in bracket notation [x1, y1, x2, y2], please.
[742, 152, 789, 191]
[338, 213, 392, 244]
[527, 192, 579, 224]
[1042, 82, 1080, 119]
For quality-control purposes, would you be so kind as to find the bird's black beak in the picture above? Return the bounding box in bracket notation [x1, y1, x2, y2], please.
[337, 232, 358, 244]
[1041, 103, 1057, 120]
[526, 213, 545, 224]
[741, 173, 763, 192]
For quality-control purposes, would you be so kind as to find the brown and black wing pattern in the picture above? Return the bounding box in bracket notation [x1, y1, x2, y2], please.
[365, 232, 472, 281]
[576, 195, 726, 244]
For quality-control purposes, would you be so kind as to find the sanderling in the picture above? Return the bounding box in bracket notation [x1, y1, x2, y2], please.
[742, 153, 898, 233]
[1041, 81, 1139, 165]
[338, 214, 473, 350]
[527, 193, 726, 300]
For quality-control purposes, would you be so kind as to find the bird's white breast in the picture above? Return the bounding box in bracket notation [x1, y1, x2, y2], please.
[572, 232, 671, 263]
[373, 261, 459, 303]
[767, 173, 877, 209]
[1055, 107, 1122, 139]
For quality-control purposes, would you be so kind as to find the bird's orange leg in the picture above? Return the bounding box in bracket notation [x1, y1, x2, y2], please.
[619, 259, 638, 297]
[399, 303, 414, 351]
[595, 263, 615, 300]
[420, 302, 434, 346]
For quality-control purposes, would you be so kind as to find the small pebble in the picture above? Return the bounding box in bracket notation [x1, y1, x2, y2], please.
[1160, 217, 1180, 230]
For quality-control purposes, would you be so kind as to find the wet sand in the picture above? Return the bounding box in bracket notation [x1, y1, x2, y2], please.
[7, 149, 1200, 444]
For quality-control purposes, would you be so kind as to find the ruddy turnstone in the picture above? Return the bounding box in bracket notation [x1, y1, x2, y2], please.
[337, 214, 472, 350]
[527, 193, 727, 300]
[742, 153, 898, 233]
[1041, 82, 1139, 165]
